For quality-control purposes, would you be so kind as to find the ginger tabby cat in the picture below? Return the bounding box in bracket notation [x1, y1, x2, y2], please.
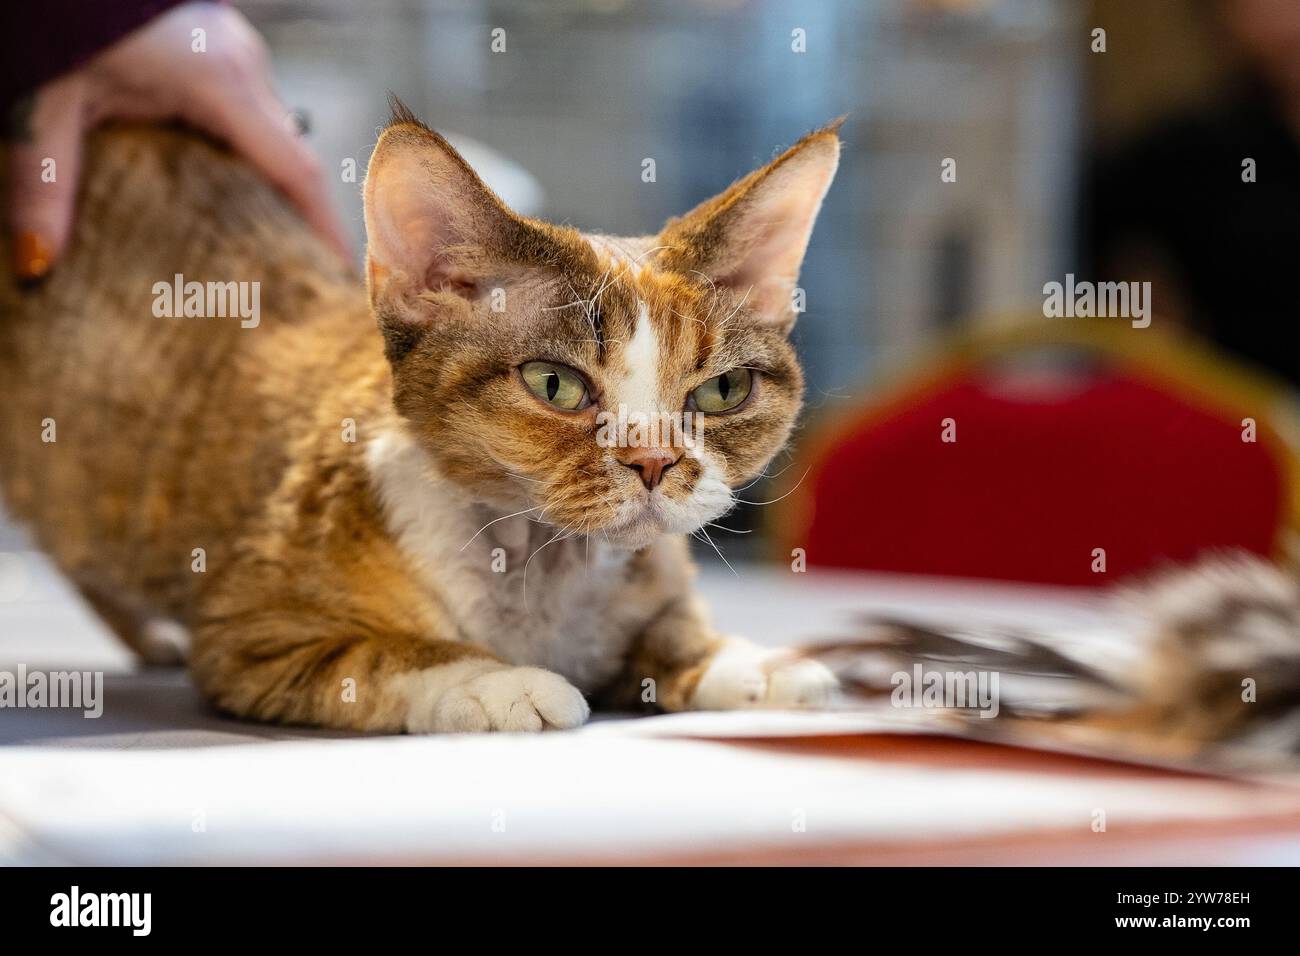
[0, 105, 840, 732]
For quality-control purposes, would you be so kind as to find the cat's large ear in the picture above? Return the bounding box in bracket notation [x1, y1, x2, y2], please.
[363, 101, 533, 358]
[658, 120, 842, 332]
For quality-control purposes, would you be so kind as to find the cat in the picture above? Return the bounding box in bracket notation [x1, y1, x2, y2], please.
[0, 104, 841, 732]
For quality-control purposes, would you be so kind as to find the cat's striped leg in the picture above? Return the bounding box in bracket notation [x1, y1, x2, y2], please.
[190, 614, 588, 733]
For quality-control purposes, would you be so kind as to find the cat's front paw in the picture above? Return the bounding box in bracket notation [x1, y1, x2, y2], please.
[402, 662, 590, 733]
[691, 641, 838, 711]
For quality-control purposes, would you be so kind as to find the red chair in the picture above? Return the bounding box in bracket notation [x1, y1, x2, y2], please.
[776, 320, 1300, 587]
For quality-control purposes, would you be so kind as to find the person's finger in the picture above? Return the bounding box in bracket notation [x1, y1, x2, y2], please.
[197, 87, 353, 264]
[7, 78, 86, 281]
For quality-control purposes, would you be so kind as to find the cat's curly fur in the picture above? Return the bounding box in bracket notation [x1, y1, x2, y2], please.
[0, 111, 842, 732]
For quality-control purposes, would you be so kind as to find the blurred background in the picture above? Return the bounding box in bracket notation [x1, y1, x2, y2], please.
[4, 0, 1300, 586]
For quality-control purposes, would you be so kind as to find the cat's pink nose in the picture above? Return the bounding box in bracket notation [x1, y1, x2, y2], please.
[621, 448, 681, 491]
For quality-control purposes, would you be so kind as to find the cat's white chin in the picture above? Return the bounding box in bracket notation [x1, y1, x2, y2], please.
[599, 478, 735, 550]
[598, 513, 668, 551]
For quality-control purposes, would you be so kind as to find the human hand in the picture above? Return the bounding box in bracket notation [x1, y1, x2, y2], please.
[6, 1, 351, 280]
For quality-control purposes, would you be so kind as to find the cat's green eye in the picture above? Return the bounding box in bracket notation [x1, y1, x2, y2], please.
[691, 368, 753, 414]
[521, 361, 590, 411]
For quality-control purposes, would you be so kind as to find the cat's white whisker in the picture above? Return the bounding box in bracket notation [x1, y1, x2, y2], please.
[705, 521, 751, 535]
[590, 262, 615, 305]
[589, 240, 660, 308]
[696, 522, 738, 574]
[734, 456, 798, 493]
[628, 243, 670, 267]
[560, 275, 597, 329]
[719, 284, 754, 331]
[733, 466, 813, 507]
[592, 274, 622, 309]
[503, 470, 546, 485]
[668, 305, 708, 328]
[689, 269, 719, 295]
[459, 506, 543, 552]
[521, 525, 578, 612]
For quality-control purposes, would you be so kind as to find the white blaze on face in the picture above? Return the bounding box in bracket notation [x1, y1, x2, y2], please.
[620, 300, 661, 427]
[600, 298, 736, 539]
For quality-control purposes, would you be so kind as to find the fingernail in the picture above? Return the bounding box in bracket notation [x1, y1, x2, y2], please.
[14, 232, 53, 282]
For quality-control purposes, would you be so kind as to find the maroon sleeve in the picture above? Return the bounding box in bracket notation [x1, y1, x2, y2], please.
[1, 0, 190, 112]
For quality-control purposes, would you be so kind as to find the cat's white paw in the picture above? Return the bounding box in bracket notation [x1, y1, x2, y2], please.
[400, 661, 590, 734]
[692, 642, 838, 711]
